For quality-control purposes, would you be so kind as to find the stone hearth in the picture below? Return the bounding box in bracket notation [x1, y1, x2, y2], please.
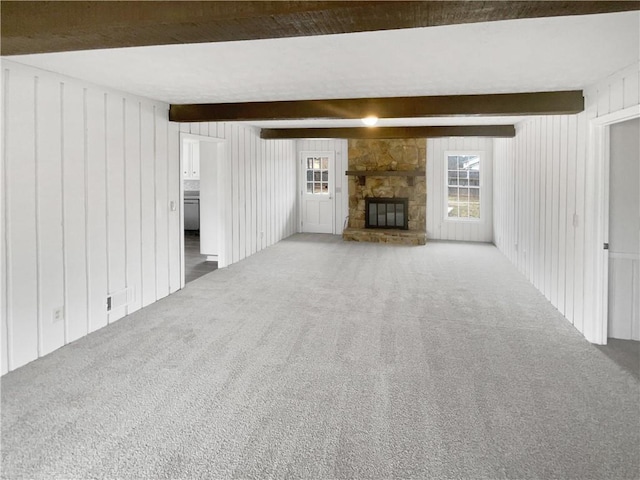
[344, 138, 426, 245]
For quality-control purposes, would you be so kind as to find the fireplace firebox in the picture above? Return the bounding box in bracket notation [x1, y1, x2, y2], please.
[365, 198, 409, 230]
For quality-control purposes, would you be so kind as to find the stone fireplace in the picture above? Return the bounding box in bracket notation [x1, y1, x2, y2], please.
[343, 138, 426, 245]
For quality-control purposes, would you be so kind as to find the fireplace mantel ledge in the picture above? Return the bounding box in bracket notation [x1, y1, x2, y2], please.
[345, 170, 426, 186]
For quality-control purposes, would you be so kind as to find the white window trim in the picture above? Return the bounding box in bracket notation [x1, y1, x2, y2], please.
[443, 150, 483, 222]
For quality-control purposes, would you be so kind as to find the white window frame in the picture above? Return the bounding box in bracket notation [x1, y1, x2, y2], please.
[444, 150, 483, 222]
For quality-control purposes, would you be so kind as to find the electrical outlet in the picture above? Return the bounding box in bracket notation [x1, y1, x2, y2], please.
[52, 307, 64, 324]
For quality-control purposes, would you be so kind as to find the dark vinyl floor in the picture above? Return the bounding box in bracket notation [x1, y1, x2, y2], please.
[184, 232, 218, 284]
[597, 338, 640, 381]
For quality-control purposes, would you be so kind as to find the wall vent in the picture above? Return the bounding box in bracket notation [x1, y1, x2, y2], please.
[106, 287, 134, 312]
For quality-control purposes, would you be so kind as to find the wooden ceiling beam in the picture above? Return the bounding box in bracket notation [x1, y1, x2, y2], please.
[260, 125, 516, 139]
[3, 1, 638, 56]
[170, 91, 584, 122]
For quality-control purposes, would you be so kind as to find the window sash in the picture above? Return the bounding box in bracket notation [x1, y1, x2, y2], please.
[445, 152, 482, 221]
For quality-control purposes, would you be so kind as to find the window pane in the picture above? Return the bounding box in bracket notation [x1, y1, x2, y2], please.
[314, 171, 321, 181]
[321, 183, 328, 193]
[314, 183, 322, 193]
[469, 202, 480, 218]
[321, 158, 328, 169]
[459, 204, 469, 218]
[322, 171, 328, 181]
[464, 155, 480, 170]
[313, 158, 321, 169]
[446, 154, 481, 219]
[306, 182, 313, 193]
[307, 159, 313, 169]
[306, 170, 313, 181]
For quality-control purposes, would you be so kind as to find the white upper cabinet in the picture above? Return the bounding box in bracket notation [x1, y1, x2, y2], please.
[182, 139, 200, 179]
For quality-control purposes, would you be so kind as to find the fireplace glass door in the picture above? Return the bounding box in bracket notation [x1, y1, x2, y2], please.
[366, 198, 408, 229]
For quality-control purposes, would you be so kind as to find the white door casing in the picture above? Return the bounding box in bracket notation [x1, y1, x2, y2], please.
[300, 151, 335, 234]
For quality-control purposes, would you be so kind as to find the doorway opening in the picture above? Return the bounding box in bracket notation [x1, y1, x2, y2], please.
[180, 134, 229, 286]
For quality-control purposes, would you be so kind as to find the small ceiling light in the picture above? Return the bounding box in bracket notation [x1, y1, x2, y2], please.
[361, 116, 378, 127]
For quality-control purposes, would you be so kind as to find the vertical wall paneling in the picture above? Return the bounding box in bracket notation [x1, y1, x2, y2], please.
[623, 70, 640, 108]
[155, 107, 170, 300]
[1, 60, 308, 374]
[239, 127, 247, 261]
[224, 123, 234, 264]
[564, 114, 578, 323]
[105, 93, 126, 323]
[572, 111, 588, 333]
[36, 75, 65, 355]
[250, 133, 257, 255]
[167, 121, 180, 294]
[124, 99, 142, 314]
[492, 59, 640, 343]
[550, 117, 561, 306]
[1, 68, 9, 374]
[2, 60, 184, 373]
[231, 124, 240, 263]
[140, 102, 156, 307]
[260, 137, 266, 249]
[85, 88, 108, 333]
[6, 66, 39, 369]
[557, 116, 569, 315]
[255, 134, 262, 252]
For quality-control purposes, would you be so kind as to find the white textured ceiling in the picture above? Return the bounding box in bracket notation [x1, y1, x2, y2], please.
[6, 11, 639, 127]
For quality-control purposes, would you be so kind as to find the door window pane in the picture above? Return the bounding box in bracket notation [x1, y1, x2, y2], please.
[304, 155, 331, 195]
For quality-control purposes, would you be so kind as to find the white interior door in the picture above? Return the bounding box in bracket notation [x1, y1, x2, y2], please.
[301, 151, 334, 234]
[608, 117, 640, 340]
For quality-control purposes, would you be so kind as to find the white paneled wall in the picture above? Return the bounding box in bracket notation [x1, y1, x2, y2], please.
[1, 61, 299, 375]
[1, 61, 181, 374]
[590, 63, 640, 119]
[427, 137, 494, 242]
[493, 63, 640, 342]
[296, 139, 349, 234]
[179, 122, 298, 264]
[494, 115, 587, 328]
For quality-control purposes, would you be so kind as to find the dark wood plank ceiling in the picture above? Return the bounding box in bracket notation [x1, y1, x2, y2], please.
[3, 1, 638, 56]
[261, 125, 516, 139]
[170, 91, 584, 122]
